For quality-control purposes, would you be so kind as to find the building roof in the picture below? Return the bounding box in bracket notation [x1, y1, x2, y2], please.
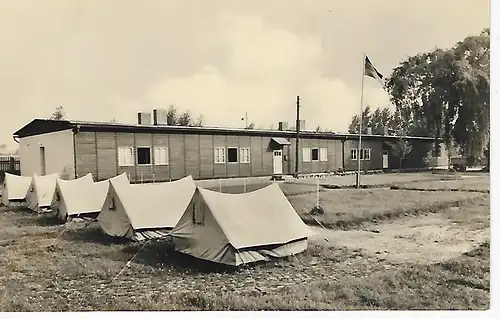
[13, 118, 436, 141]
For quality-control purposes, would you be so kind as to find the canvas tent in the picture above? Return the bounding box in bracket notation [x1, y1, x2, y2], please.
[169, 183, 313, 266]
[25, 173, 60, 212]
[1, 173, 33, 206]
[97, 175, 196, 241]
[52, 172, 129, 221]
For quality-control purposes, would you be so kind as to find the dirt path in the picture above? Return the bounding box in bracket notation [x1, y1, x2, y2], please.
[309, 214, 489, 264]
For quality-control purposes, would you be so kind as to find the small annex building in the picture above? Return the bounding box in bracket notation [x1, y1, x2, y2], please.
[97, 175, 196, 241]
[0, 173, 33, 206]
[169, 183, 313, 266]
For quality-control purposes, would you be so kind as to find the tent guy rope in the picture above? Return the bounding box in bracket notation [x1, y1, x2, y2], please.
[112, 238, 153, 282]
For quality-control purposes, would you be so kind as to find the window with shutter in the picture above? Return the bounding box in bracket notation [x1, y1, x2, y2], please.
[302, 148, 311, 162]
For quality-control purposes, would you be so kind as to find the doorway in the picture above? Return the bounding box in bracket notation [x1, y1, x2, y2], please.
[382, 150, 389, 169]
[40, 146, 46, 175]
[273, 150, 283, 175]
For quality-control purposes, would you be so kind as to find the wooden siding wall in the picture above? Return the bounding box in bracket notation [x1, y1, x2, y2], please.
[75, 131, 385, 182]
[344, 139, 383, 171]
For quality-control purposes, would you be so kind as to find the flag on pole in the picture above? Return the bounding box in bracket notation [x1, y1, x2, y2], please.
[364, 55, 384, 85]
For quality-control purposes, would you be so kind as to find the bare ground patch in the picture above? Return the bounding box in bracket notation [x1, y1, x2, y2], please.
[293, 172, 462, 188]
[392, 176, 489, 193]
[308, 195, 489, 264]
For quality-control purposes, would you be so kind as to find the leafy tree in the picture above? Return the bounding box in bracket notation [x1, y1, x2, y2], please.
[349, 105, 395, 134]
[385, 28, 490, 162]
[0, 144, 7, 154]
[348, 106, 372, 134]
[392, 139, 412, 172]
[390, 129, 413, 172]
[177, 110, 193, 126]
[50, 105, 65, 120]
[164, 105, 204, 127]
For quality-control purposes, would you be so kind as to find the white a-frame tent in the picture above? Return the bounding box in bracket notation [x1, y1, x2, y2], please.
[1, 173, 33, 207]
[97, 175, 196, 241]
[52, 172, 129, 221]
[25, 173, 60, 212]
[169, 183, 313, 266]
[52, 173, 93, 220]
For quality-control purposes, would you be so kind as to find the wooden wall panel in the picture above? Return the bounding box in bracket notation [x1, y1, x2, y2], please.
[261, 137, 273, 175]
[169, 134, 185, 180]
[96, 132, 117, 180]
[199, 135, 214, 179]
[184, 134, 200, 179]
[74, 132, 97, 178]
[238, 136, 251, 177]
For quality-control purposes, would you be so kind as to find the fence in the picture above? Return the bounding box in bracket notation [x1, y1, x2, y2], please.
[0, 156, 20, 182]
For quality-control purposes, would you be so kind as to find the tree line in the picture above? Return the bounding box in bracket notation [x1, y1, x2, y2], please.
[49, 105, 205, 127]
[349, 28, 489, 165]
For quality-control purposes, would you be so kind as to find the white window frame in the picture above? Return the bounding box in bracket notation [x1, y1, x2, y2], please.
[320, 148, 328, 162]
[136, 146, 152, 166]
[239, 147, 251, 164]
[363, 148, 371, 161]
[214, 147, 225, 164]
[227, 147, 239, 164]
[350, 149, 357, 161]
[154, 146, 169, 166]
[311, 148, 320, 162]
[302, 148, 311, 162]
[118, 146, 134, 167]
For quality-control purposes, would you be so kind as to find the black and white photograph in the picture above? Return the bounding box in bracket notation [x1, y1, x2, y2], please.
[0, 0, 495, 315]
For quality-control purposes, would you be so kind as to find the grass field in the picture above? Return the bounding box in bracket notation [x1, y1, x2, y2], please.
[289, 188, 486, 229]
[0, 172, 491, 311]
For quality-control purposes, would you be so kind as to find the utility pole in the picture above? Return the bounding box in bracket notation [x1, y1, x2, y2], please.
[294, 95, 300, 178]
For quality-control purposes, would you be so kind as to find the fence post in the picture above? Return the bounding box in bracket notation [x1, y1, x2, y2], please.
[243, 177, 246, 194]
[153, 173, 155, 184]
[9, 157, 15, 173]
[316, 177, 320, 208]
[219, 178, 222, 193]
[141, 174, 143, 184]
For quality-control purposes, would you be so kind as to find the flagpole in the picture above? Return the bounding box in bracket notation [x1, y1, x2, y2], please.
[357, 53, 366, 189]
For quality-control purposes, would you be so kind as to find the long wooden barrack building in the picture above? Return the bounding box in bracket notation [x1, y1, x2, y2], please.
[12, 116, 447, 182]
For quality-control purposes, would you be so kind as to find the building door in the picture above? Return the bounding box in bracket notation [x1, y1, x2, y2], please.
[40, 146, 46, 175]
[382, 150, 389, 169]
[273, 150, 283, 175]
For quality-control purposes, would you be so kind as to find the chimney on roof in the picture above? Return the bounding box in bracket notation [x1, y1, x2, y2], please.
[382, 126, 388, 135]
[299, 120, 306, 131]
[153, 109, 169, 125]
[137, 112, 152, 125]
[278, 121, 289, 131]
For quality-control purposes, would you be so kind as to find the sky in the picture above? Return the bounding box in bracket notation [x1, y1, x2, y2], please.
[0, 0, 490, 152]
